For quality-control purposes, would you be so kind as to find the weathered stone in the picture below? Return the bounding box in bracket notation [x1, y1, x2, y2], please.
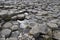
[42, 35, 50, 39]
[19, 9, 26, 13]
[0, 23, 1, 28]
[25, 15, 31, 19]
[36, 11, 48, 16]
[11, 31, 20, 37]
[11, 16, 17, 20]
[3, 22, 12, 28]
[17, 20, 29, 29]
[0, 38, 5, 40]
[49, 19, 59, 24]
[47, 22, 58, 28]
[0, 10, 8, 16]
[54, 31, 60, 40]
[1, 29, 11, 37]
[4, 5, 14, 8]
[17, 14, 25, 19]
[10, 25, 18, 31]
[11, 21, 18, 25]
[6, 38, 18, 40]
[29, 23, 48, 34]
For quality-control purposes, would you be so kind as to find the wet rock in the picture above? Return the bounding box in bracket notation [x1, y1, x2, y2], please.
[11, 31, 20, 37]
[1, 29, 11, 37]
[3, 22, 12, 29]
[10, 25, 18, 31]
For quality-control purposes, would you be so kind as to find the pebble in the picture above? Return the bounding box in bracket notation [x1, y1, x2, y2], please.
[54, 31, 60, 40]
[11, 16, 17, 20]
[17, 14, 25, 19]
[3, 22, 12, 29]
[0, 38, 5, 40]
[6, 38, 18, 40]
[11, 31, 20, 37]
[47, 22, 58, 28]
[10, 25, 18, 31]
[29, 23, 48, 34]
[1, 29, 11, 37]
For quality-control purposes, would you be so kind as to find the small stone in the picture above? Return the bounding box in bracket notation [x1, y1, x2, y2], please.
[42, 35, 50, 39]
[47, 22, 58, 28]
[49, 19, 59, 23]
[11, 31, 20, 37]
[6, 38, 18, 40]
[24, 12, 29, 16]
[11, 21, 18, 25]
[0, 38, 5, 40]
[17, 20, 28, 29]
[36, 11, 48, 16]
[4, 5, 14, 8]
[3, 22, 12, 28]
[31, 9, 38, 13]
[0, 23, 1, 28]
[29, 23, 48, 34]
[54, 31, 60, 40]
[25, 15, 31, 19]
[10, 25, 18, 31]
[0, 10, 8, 16]
[19, 9, 26, 13]
[17, 14, 25, 19]
[11, 16, 17, 20]
[1, 29, 11, 37]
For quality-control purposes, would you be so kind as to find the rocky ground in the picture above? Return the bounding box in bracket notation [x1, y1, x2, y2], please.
[0, 0, 60, 40]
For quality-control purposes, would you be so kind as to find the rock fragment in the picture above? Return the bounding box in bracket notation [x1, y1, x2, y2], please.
[29, 23, 48, 34]
[11, 31, 20, 37]
[1, 29, 11, 37]
[3, 22, 12, 29]
[6, 38, 18, 40]
[17, 14, 25, 20]
[54, 31, 60, 40]
[0, 38, 5, 40]
[10, 25, 18, 31]
[47, 22, 58, 28]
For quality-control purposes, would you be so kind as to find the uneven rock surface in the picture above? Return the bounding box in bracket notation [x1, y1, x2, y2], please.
[0, 0, 60, 40]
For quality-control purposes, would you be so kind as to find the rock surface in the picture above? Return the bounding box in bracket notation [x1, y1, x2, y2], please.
[1, 29, 11, 37]
[3, 22, 12, 29]
[0, 0, 60, 40]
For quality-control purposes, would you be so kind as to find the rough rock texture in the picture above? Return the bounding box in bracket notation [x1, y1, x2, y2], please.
[1, 29, 11, 37]
[0, 0, 60, 40]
